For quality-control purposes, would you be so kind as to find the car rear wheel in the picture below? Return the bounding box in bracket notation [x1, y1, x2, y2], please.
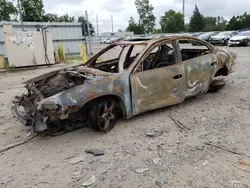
[89, 99, 117, 132]
[209, 80, 226, 93]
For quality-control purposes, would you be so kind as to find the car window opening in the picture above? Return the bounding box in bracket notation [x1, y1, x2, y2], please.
[89, 44, 146, 73]
[179, 39, 211, 61]
[136, 43, 177, 72]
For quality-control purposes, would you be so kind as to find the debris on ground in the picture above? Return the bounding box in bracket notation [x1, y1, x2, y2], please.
[69, 156, 85, 164]
[152, 158, 161, 165]
[81, 175, 96, 187]
[135, 168, 150, 174]
[204, 142, 250, 158]
[0, 135, 38, 154]
[85, 149, 105, 156]
[239, 161, 250, 166]
[168, 114, 191, 132]
[232, 164, 250, 173]
[155, 180, 163, 187]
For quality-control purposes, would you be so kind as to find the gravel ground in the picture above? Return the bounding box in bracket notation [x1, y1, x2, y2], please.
[0, 45, 249, 188]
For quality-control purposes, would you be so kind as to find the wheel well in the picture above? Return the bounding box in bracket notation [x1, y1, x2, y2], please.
[83, 95, 127, 118]
[214, 66, 229, 77]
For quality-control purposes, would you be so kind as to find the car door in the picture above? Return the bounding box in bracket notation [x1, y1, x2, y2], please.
[177, 39, 217, 98]
[130, 41, 185, 115]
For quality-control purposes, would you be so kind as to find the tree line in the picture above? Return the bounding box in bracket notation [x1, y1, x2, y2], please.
[126, 0, 250, 34]
[0, 0, 95, 35]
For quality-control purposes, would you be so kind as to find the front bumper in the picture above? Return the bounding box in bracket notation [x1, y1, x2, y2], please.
[210, 40, 225, 45]
[228, 40, 247, 46]
[11, 86, 63, 134]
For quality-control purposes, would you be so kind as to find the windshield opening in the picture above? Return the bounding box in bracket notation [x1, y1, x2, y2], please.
[87, 43, 146, 73]
[217, 32, 231, 36]
[236, 32, 250, 36]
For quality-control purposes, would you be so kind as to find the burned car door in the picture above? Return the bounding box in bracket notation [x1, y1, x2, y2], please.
[130, 41, 185, 115]
[178, 39, 217, 97]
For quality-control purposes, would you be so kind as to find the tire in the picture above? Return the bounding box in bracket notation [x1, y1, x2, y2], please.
[89, 99, 117, 133]
[209, 80, 226, 93]
[224, 39, 229, 46]
[247, 40, 250, 46]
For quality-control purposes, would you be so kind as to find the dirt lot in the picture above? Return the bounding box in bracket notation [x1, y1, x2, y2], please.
[0, 45, 250, 188]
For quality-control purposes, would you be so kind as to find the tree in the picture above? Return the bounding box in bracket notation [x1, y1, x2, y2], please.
[77, 16, 95, 36]
[189, 5, 205, 32]
[203, 16, 227, 31]
[203, 16, 217, 31]
[227, 13, 250, 30]
[135, 0, 156, 34]
[216, 16, 227, 31]
[42, 13, 59, 22]
[20, 0, 45, 22]
[58, 14, 74, 22]
[0, 0, 17, 21]
[154, 28, 162, 34]
[160, 10, 184, 33]
[126, 16, 144, 34]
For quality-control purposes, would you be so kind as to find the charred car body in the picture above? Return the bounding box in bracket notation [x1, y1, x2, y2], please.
[12, 36, 237, 135]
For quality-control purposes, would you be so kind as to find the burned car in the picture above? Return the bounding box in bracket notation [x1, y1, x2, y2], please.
[12, 36, 237, 135]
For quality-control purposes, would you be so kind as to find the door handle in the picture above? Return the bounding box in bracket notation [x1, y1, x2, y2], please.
[211, 61, 216, 66]
[173, 74, 182, 80]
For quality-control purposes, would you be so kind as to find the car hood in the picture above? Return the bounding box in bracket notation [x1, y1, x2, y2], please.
[230, 36, 249, 40]
[24, 65, 112, 85]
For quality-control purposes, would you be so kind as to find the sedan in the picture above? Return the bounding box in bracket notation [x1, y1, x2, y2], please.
[210, 31, 239, 45]
[12, 36, 237, 135]
[228, 31, 250, 46]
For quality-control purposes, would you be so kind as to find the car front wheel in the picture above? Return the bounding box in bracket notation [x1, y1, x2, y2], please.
[89, 99, 117, 132]
[224, 39, 229, 46]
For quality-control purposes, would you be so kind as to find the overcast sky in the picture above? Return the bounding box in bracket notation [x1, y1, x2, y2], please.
[43, 0, 250, 33]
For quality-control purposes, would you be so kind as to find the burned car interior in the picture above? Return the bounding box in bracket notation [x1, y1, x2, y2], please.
[179, 39, 211, 61]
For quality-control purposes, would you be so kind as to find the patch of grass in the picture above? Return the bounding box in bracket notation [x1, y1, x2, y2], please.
[58, 47, 65, 61]
[3, 59, 18, 72]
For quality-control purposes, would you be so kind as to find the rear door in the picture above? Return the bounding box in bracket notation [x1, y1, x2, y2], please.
[177, 39, 217, 97]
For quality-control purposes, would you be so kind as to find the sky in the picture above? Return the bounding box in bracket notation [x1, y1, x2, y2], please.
[43, 0, 250, 33]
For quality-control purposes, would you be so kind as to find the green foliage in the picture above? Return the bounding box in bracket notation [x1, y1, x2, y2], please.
[160, 10, 184, 33]
[77, 16, 95, 36]
[189, 5, 205, 32]
[154, 28, 162, 34]
[226, 13, 250, 30]
[203, 16, 227, 31]
[20, 0, 45, 22]
[57, 47, 64, 61]
[135, 0, 156, 34]
[42, 13, 59, 22]
[58, 14, 74, 22]
[203, 16, 217, 31]
[0, 0, 17, 21]
[216, 16, 227, 31]
[126, 16, 144, 34]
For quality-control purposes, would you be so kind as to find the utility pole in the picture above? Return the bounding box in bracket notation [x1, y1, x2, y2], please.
[85, 10, 93, 55]
[182, 0, 185, 20]
[96, 14, 99, 36]
[182, 0, 185, 31]
[111, 14, 114, 33]
[17, 0, 24, 31]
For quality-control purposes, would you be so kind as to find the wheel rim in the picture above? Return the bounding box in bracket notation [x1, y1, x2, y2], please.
[97, 100, 116, 131]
